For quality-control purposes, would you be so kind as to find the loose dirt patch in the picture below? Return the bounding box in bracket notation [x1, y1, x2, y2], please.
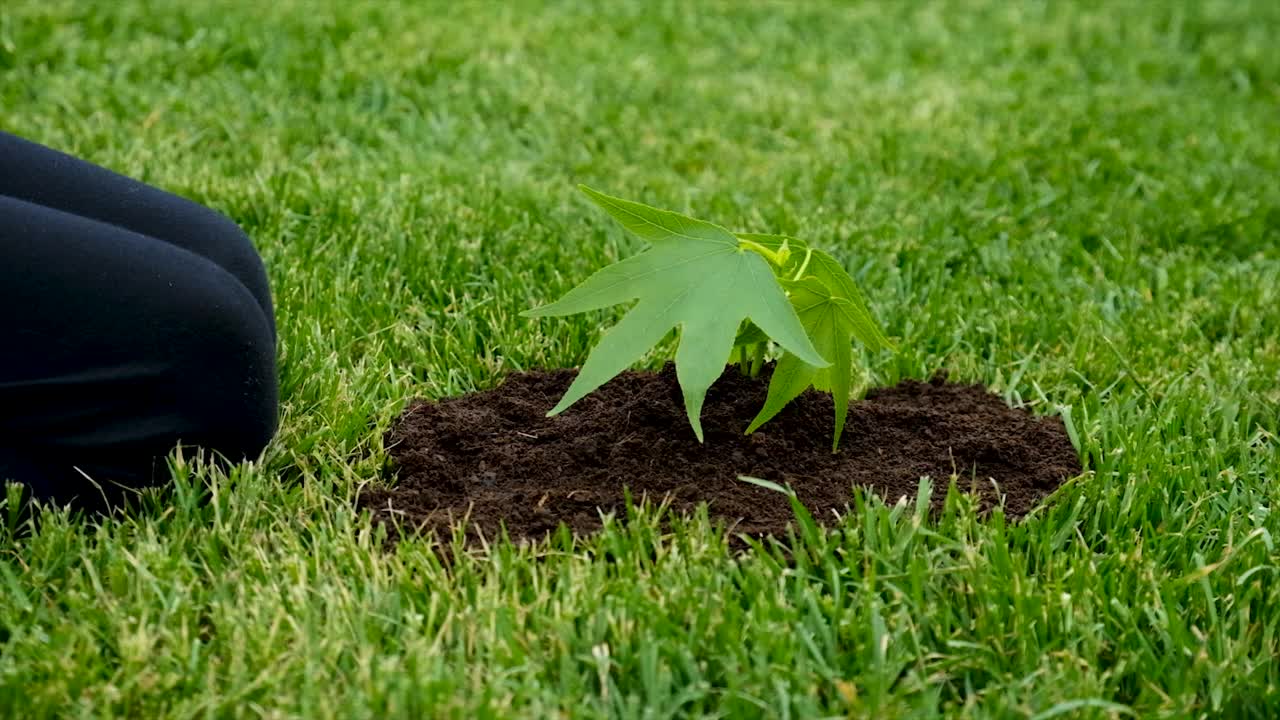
[359, 364, 1080, 545]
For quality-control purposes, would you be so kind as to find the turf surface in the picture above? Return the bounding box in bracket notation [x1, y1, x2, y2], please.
[3, 1, 1280, 717]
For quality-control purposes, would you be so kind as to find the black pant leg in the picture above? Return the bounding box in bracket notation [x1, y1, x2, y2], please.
[0, 194, 278, 510]
[0, 130, 275, 339]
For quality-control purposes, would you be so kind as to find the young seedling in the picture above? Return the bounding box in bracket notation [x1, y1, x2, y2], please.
[524, 186, 892, 449]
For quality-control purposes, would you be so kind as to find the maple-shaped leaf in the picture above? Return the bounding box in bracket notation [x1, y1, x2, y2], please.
[524, 186, 828, 441]
[738, 234, 893, 451]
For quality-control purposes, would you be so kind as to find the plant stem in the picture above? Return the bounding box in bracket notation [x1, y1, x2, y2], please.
[738, 238, 788, 267]
[792, 248, 813, 281]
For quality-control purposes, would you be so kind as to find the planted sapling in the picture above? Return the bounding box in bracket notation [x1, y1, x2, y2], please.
[524, 186, 893, 450]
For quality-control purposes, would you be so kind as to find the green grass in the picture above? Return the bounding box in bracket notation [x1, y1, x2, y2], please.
[3, 0, 1280, 716]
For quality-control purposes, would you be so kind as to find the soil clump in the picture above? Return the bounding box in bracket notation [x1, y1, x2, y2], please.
[359, 364, 1080, 545]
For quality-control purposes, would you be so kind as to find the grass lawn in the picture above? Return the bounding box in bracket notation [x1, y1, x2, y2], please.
[3, 0, 1280, 717]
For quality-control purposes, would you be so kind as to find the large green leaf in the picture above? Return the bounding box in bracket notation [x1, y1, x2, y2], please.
[524, 187, 828, 441]
[737, 234, 894, 450]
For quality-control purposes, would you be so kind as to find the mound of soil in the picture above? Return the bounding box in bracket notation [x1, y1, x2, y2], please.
[359, 364, 1080, 546]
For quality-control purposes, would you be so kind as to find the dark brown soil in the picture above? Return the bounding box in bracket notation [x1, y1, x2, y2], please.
[359, 364, 1080, 546]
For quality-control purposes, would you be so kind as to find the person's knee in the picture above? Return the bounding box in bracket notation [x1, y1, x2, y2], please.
[163, 267, 279, 462]
[199, 208, 261, 272]
[184, 205, 275, 331]
[199, 297, 278, 459]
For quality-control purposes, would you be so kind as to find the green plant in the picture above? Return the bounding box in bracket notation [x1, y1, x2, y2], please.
[524, 186, 893, 449]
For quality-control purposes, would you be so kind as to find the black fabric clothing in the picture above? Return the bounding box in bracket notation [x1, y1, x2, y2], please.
[0, 131, 278, 511]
